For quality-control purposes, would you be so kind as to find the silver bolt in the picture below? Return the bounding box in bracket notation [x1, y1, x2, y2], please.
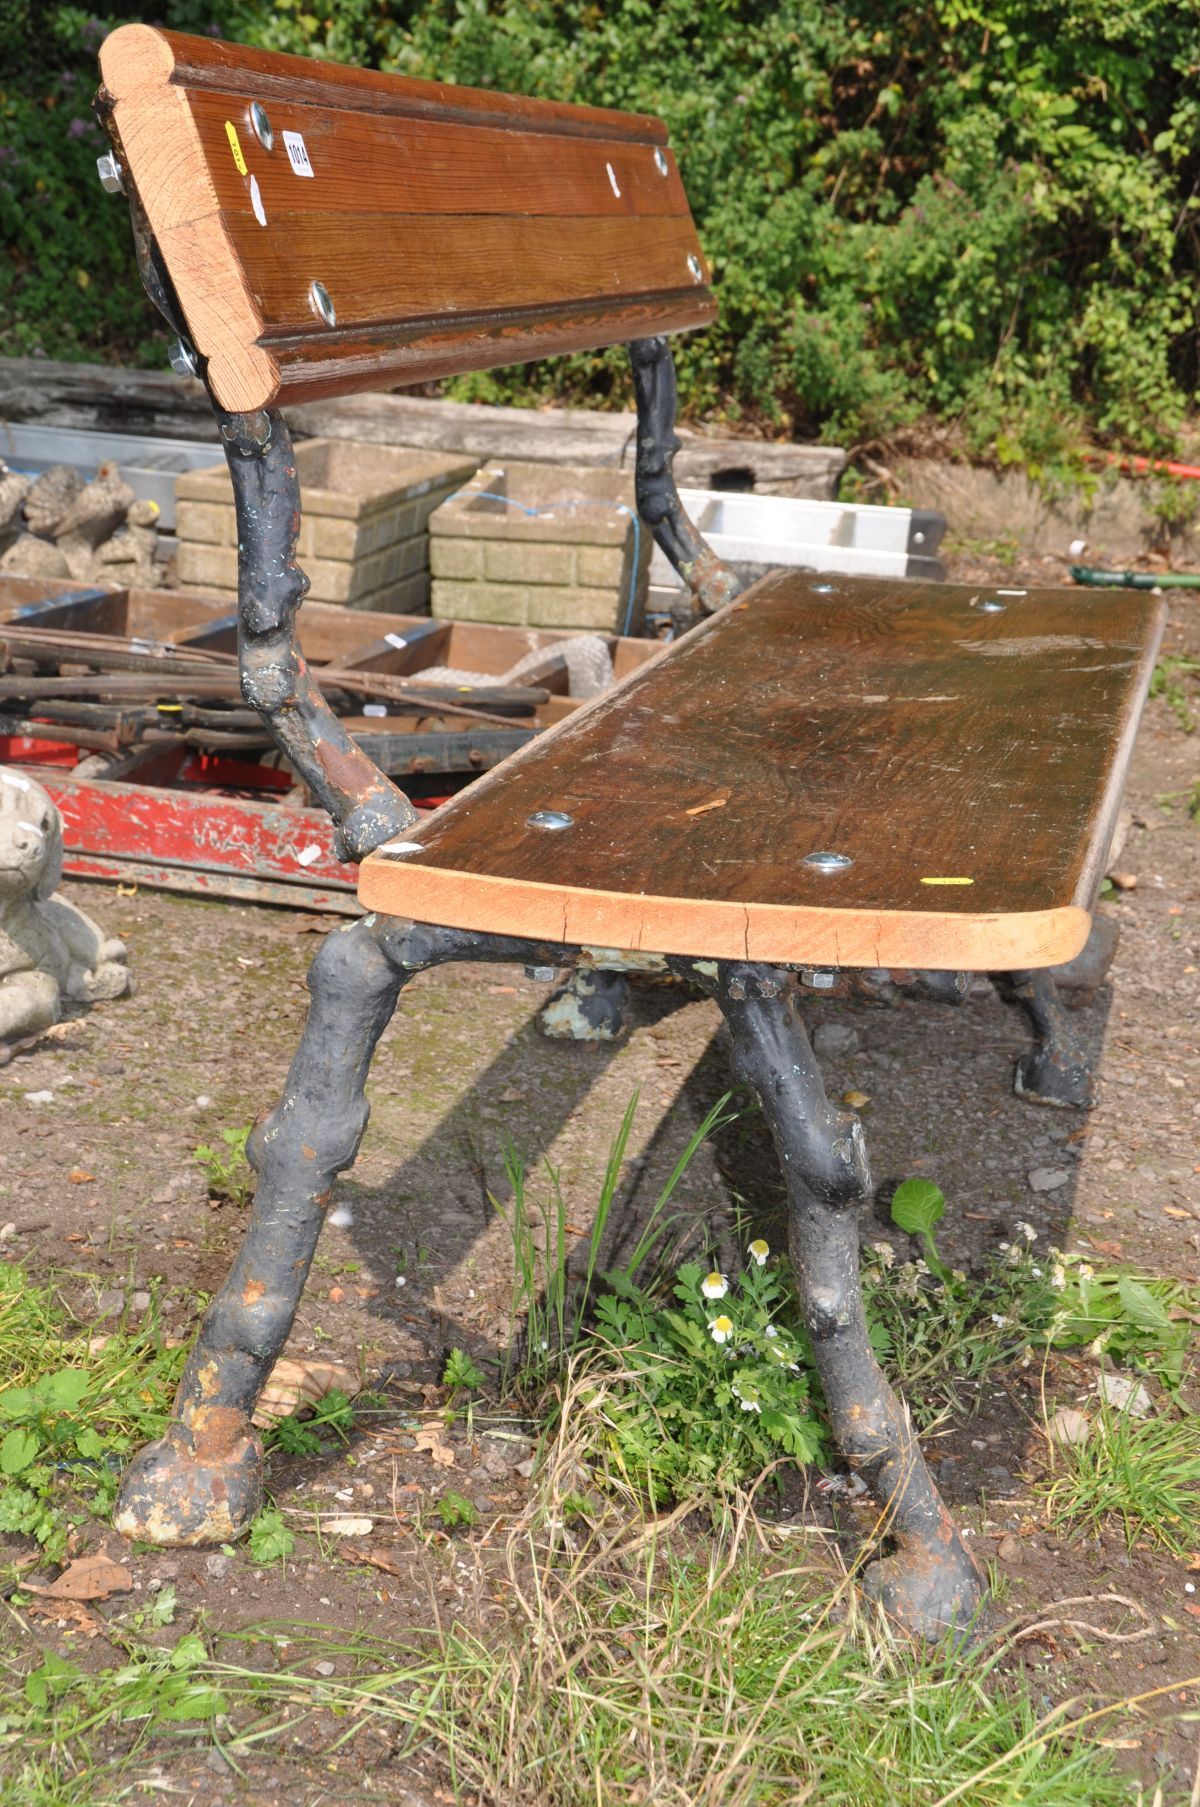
[309, 280, 336, 327]
[812, 582, 836, 594]
[250, 101, 273, 150]
[803, 851, 853, 874]
[527, 809, 573, 831]
[524, 965, 558, 982]
[654, 148, 669, 177]
[687, 253, 704, 283]
[167, 337, 198, 379]
[96, 152, 125, 194]
[913, 531, 925, 545]
[972, 597, 1006, 613]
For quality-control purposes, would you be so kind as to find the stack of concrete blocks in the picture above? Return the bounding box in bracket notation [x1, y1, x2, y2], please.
[429, 461, 651, 633]
[174, 439, 475, 611]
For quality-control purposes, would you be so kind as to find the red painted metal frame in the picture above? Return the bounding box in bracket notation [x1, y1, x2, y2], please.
[25, 765, 360, 910]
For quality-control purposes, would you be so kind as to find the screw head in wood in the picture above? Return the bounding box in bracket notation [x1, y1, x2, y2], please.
[803, 851, 853, 873]
[812, 582, 836, 594]
[654, 148, 669, 176]
[96, 152, 125, 194]
[309, 280, 337, 327]
[972, 597, 1006, 613]
[527, 810, 573, 831]
[250, 101, 274, 150]
[687, 253, 704, 283]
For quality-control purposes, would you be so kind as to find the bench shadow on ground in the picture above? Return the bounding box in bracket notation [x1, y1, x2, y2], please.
[340, 971, 1114, 1375]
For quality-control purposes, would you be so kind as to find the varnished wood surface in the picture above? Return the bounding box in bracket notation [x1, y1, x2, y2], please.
[358, 571, 1166, 970]
[98, 26, 714, 413]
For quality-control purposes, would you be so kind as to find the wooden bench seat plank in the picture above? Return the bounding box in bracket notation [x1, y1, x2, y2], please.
[357, 572, 1165, 970]
[98, 25, 714, 413]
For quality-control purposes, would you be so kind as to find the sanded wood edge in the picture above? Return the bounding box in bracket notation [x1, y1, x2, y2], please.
[356, 859, 1093, 972]
[1071, 594, 1167, 906]
[100, 24, 279, 412]
[156, 27, 671, 143]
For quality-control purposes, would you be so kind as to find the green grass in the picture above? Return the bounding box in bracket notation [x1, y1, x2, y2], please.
[1039, 1401, 1200, 1557]
[0, 1493, 1149, 1807]
[0, 1263, 185, 1561]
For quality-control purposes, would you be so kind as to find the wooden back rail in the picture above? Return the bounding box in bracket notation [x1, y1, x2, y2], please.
[96, 27, 739, 862]
[96, 26, 714, 414]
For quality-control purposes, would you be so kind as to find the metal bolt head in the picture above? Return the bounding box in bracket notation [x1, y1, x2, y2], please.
[527, 809, 573, 831]
[309, 280, 337, 327]
[96, 152, 125, 194]
[803, 851, 853, 874]
[654, 148, 669, 177]
[167, 337, 198, 379]
[972, 597, 1006, 613]
[812, 582, 836, 594]
[524, 965, 558, 982]
[250, 101, 274, 150]
[686, 252, 704, 283]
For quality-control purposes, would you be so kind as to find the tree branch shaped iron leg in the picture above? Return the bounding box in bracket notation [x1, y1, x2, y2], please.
[707, 961, 983, 1639]
[628, 335, 743, 620]
[114, 917, 407, 1545]
[993, 968, 1095, 1108]
[217, 405, 416, 862]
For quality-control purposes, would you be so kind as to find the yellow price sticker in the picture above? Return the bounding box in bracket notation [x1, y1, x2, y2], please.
[225, 120, 247, 176]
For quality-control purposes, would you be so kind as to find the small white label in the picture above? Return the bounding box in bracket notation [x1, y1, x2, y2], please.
[249, 172, 267, 226]
[383, 632, 409, 651]
[283, 130, 314, 177]
[362, 703, 388, 718]
[295, 842, 322, 867]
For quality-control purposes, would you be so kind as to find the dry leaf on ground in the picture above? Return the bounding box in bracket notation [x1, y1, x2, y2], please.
[1047, 1406, 1091, 1448]
[324, 1514, 373, 1536]
[414, 1424, 455, 1468]
[25, 1552, 132, 1600]
[339, 1543, 405, 1575]
[252, 1355, 359, 1427]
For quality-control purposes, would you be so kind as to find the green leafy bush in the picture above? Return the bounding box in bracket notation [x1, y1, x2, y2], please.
[9, 0, 1199, 466]
[583, 1246, 826, 1503]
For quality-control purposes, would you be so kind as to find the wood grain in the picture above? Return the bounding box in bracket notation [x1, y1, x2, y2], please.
[358, 571, 1166, 970]
[98, 25, 714, 413]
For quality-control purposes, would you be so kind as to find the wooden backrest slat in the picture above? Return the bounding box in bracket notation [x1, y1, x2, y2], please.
[99, 26, 716, 414]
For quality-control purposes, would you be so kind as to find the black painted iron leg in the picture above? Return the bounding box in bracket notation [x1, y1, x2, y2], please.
[993, 968, 1095, 1108]
[710, 962, 983, 1639]
[114, 918, 407, 1545]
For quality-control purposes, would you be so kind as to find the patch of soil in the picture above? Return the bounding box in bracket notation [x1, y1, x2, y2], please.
[0, 595, 1198, 1802]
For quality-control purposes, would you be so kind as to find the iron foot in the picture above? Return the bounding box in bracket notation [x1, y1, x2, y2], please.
[995, 968, 1095, 1109]
[114, 1421, 262, 1546]
[862, 1520, 983, 1640]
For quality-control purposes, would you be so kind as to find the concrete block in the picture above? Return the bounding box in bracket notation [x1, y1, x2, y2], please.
[174, 500, 230, 546]
[483, 539, 574, 585]
[433, 580, 532, 625]
[526, 586, 636, 632]
[430, 538, 483, 580]
[176, 542, 238, 591]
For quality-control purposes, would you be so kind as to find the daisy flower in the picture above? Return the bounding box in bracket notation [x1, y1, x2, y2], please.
[748, 1239, 769, 1267]
[701, 1271, 729, 1300]
[709, 1315, 734, 1345]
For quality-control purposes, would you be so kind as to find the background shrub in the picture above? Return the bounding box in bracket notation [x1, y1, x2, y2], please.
[3, 0, 1199, 465]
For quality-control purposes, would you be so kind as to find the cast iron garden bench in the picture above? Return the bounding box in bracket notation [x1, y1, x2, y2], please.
[95, 25, 1165, 1637]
